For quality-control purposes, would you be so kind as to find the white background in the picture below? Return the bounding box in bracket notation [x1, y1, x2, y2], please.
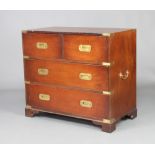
[0, 10, 155, 89]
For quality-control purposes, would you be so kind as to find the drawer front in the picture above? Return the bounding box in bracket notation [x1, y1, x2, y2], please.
[26, 84, 109, 120]
[22, 33, 61, 59]
[64, 35, 108, 63]
[24, 59, 108, 91]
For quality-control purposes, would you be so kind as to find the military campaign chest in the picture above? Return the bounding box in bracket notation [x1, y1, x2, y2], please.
[22, 27, 137, 133]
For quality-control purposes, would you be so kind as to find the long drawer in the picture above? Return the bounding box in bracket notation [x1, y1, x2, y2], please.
[24, 59, 109, 91]
[26, 83, 109, 120]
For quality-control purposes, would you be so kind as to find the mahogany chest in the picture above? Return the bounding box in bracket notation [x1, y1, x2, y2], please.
[22, 27, 137, 133]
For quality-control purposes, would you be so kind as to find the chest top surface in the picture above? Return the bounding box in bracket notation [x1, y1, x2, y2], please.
[25, 27, 134, 35]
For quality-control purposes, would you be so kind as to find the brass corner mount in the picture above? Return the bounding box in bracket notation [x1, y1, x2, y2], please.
[102, 118, 116, 124]
[102, 33, 111, 37]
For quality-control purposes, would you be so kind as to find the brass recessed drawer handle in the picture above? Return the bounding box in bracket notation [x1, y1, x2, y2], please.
[39, 93, 50, 101]
[79, 73, 92, 81]
[80, 100, 92, 108]
[79, 44, 91, 53]
[38, 68, 48, 76]
[119, 70, 129, 80]
[36, 42, 48, 49]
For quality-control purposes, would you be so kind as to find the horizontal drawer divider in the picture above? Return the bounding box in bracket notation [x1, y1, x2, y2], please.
[23, 56, 112, 67]
[25, 81, 112, 95]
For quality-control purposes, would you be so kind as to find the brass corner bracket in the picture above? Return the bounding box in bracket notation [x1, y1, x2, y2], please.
[25, 81, 30, 85]
[102, 91, 112, 95]
[22, 30, 28, 34]
[101, 61, 114, 67]
[102, 118, 116, 124]
[23, 56, 30, 59]
[102, 62, 111, 67]
[25, 105, 32, 109]
[102, 33, 111, 37]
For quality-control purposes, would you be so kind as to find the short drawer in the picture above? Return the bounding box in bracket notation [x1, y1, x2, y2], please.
[22, 32, 61, 59]
[64, 35, 108, 63]
[24, 59, 108, 91]
[26, 84, 109, 120]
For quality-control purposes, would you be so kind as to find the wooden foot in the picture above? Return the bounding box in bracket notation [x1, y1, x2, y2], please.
[92, 121, 116, 133]
[25, 107, 39, 117]
[127, 109, 137, 119]
[102, 123, 116, 133]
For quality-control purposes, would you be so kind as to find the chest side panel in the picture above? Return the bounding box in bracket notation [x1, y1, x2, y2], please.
[109, 30, 136, 119]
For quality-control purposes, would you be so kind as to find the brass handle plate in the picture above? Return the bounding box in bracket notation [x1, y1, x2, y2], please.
[36, 42, 48, 49]
[80, 100, 92, 108]
[119, 70, 129, 80]
[79, 45, 91, 53]
[38, 68, 48, 76]
[39, 94, 50, 101]
[79, 73, 92, 81]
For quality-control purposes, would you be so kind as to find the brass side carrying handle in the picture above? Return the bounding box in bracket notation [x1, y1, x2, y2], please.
[119, 70, 129, 80]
